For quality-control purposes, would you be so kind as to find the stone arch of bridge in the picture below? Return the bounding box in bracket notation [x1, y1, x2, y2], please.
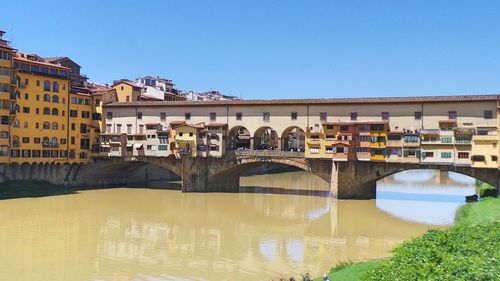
[228, 126, 252, 150]
[209, 155, 331, 188]
[253, 126, 279, 150]
[280, 126, 305, 152]
[375, 166, 497, 188]
[335, 161, 499, 199]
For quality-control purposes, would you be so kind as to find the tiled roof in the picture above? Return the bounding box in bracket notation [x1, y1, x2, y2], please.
[104, 94, 500, 107]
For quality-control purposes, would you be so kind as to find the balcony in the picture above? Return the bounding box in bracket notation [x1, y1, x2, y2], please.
[473, 135, 499, 142]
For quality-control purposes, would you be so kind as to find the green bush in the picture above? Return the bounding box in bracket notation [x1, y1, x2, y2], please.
[363, 222, 500, 281]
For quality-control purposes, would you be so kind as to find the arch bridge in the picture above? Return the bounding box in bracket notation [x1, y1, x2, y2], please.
[104, 151, 499, 199]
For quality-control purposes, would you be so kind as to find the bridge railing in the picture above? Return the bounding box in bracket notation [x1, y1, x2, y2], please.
[233, 149, 305, 157]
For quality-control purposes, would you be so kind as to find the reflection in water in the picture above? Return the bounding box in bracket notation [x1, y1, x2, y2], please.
[0, 170, 465, 280]
[377, 170, 475, 225]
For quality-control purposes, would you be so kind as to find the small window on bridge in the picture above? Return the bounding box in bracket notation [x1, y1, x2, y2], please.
[414, 111, 422, 120]
[185, 112, 191, 120]
[291, 112, 297, 120]
[263, 112, 270, 121]
[236, 112, 242, 120]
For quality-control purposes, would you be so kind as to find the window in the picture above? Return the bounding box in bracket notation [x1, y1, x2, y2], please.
[52, 108, 58, 116]
[381, 112, 389, 121]
[80, 124, 87, 134]
[484, 110, 493, 119]
[0, 131, 8, 139]
[52, 95, 59, 103]
[236, 112, 242, 120]
[43, 80, 50, 91]
[51, 122, 59, 130]
[350, 112, 357, 121]
[24, 93, 28, 100]
[92, 113, 101, 120]
[106, 112, 113, 120]
[185, 112, 191, 120]
[441, 137, 452, 143]
[309, 147, 320, 154]
[71, 123, 75, 131]
[60, 138, 67, 144]
[358, 124, 369, 131]
[22, 150, 31, 158]
[1, 116, 9, 125]
[320, 112, 327, 122]
[189, 132, 193, 137]
[127, 124, 132, 134]
[71, 137, 75, 145]
[106, 124, 111, 133]
[208, 112, 216, 121]
[291, 112, 298, 120]
[424, 152, 434, 158]
[82, 111, 90, 118]
[356, 147, 369, 154]
[340, 125, 349, 132]
[43, 121, 50, 130]
[137, 112, 142, 119]
[69, 110, 77, 117]
[43, 94, 51, 102]
[22, 137, 29, 143]
[263, 112, 270, 121]
[95, 99, 101, 106]
[414, 111, 422, 120]
[80, 139, 90, 150]
[458, 152, 469, 159]
[158, 145, 168, 151]
[492, 156, 498, 161]
[12, 119, 19, 128]
[22, 107, 30, 113]
[441, 152, 452, 159]
[160, 112, 166, 121]
[71, 97, 78, 104]
[116, 124, 122, 133]
[52, 82, 59, 92]
[32, 150, 41, 158]
[448, 111, 457, 120]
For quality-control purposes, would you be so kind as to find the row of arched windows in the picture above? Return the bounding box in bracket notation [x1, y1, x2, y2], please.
[43, 94, 59, 103]
[43, 107, 59, 115]
[43, 80, 59, 92]
[42, 122, 59, 130]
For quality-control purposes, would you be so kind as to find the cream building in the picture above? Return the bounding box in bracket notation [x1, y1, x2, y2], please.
[101, 95, 500, 168]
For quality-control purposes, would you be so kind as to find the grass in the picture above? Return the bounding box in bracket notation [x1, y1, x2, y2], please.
[454, 197, 500, 226]
[314, 260, 384, 281]
[315, 197, 500, 281]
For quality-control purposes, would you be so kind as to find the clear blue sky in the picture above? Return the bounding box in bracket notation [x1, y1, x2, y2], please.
[1, 0, 500, 99]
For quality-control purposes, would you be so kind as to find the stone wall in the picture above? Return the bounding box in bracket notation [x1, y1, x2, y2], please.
[0, 160, 179, 188]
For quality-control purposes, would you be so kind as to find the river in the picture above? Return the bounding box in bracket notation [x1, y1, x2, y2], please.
[0, 170, 476, 280]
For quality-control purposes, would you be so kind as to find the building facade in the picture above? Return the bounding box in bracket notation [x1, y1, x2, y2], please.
[102, 95, 500, 169]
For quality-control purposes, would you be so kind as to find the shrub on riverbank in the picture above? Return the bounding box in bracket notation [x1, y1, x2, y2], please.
[363, 197, 500, 281]
[475, 180, 498, 198]
[363, 222, 499, 280]
[315, 198, 500, 281]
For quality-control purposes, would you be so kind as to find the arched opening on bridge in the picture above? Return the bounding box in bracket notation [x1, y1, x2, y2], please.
[228, 126, 251, 150]
[214, 161, 330, 196]
[253, 126, 279, 150]
[375, 169, 497, 225]
[281, 126, 305, 152]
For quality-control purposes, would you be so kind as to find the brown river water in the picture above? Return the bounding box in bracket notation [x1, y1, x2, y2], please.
[0, 170, 475, 280]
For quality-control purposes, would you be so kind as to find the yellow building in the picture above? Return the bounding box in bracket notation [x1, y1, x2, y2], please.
[68, 91, 93, 162]
[305, 123, 325, 158]
[174, 123, 204, 158]
[11, 52, 71, 164]
[89, 85, 117, 155]
[0, 30, 15, 163]
[369, 122, 388, 161]
[112, 80, 142, 102]
[471, 126, 499, 168]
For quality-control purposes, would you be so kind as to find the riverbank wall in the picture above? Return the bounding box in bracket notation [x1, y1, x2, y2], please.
[0, 160, 180, 188]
